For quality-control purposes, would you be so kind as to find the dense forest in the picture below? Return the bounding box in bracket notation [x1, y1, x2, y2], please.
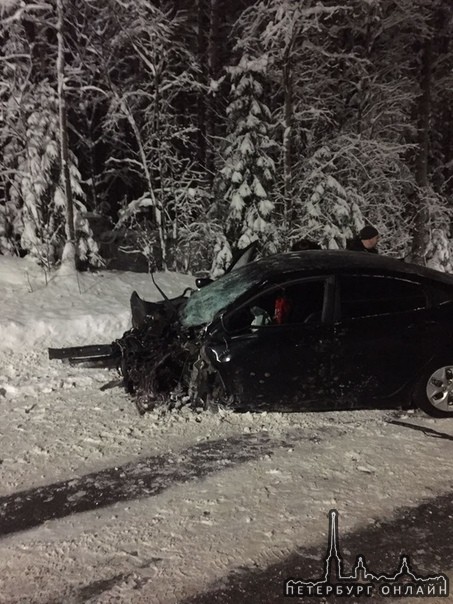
[0, 0, 452, 275]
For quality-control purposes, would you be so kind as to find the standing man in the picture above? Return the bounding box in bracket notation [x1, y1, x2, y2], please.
[346, 225, 379, 253]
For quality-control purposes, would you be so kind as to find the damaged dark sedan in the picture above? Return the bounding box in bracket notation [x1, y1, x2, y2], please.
[50, 250, 453, 418]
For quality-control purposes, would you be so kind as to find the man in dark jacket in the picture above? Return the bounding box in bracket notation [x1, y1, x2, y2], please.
[346, 225, 379, 253]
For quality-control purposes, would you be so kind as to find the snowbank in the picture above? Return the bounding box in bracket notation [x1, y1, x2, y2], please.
[0, 256, 195, 351]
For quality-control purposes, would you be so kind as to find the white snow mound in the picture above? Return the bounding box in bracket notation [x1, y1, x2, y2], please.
[0, 256, 195, 351]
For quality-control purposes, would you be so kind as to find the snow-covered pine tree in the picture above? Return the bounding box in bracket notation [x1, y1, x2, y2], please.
[286, 0, 422, 256]
[421, 191, 453, 272]
[11, 82, 99, 268]
[413, 0, 453, 268]
[250, 0, 349, 244]
[0, 2, 101, 269]
[0, 7, 29, 257]
[229, 0, 366, 251]
[220, 53, 278, 255]
[293, 143, 364, 249]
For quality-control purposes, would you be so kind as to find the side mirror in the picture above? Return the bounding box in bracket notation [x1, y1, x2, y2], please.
[196, 277, 213, 289]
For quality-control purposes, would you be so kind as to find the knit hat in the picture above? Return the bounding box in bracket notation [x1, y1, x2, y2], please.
[359, 225, 379, 240]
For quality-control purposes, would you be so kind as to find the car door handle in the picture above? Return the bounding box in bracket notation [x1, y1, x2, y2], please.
[334, 328, 348, 337]
[294, 336, 327, 347]
[405, 323, 420, 334]
[405, 322, 429, 335]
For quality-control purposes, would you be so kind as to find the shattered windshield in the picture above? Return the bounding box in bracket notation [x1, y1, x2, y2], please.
[180, 265, 264, 327]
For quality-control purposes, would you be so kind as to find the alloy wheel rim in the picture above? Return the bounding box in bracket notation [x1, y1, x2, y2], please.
[426, 366, 453, 413]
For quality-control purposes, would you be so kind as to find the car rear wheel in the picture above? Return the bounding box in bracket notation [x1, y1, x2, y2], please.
[414, 363, 453, 417]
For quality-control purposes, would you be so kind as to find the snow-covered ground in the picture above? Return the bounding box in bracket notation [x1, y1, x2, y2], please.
[1, 257, 453, 604]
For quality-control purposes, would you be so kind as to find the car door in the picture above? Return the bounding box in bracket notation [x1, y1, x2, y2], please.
[205, 276, 336, 410]
[330, 273, 434, 407]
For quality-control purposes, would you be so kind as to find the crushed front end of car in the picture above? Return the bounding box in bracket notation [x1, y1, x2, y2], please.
[49, 290, 206, 414]
[48, 242, 260, 414]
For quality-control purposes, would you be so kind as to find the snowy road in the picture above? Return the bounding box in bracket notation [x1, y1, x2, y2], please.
[1, 353, 453, 603]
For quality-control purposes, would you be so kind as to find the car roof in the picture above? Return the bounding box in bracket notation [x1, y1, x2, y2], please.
[244, 250, 453, 286]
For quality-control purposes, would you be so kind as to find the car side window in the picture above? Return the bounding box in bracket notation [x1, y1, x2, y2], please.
[339, 275, 426, 320]
[425, 281, 453, 307]
[224, 279, 327, 332]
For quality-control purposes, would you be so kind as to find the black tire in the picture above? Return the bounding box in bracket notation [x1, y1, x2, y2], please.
[413, 361, 453, 418]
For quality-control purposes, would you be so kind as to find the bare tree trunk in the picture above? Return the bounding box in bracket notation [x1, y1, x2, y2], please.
[437, 7, 453, 198]
[411, 36, 432, 264]
[57, 0, 76, 266]
[197, 0, 208, 169]
[442, 99, 453, 195]
[282, 46, 294, 230]
[117, 96, 167, 271]
[153, 60, 168, 270]
[206, 0, 221, 179]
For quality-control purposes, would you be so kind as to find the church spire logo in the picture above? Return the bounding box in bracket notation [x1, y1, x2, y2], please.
[284, 510, 449, 598]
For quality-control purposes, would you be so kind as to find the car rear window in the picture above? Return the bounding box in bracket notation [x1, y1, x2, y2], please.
[180, 265, 264, 327]
[339, 275, 426, 319]
[425, 281, 453, 307]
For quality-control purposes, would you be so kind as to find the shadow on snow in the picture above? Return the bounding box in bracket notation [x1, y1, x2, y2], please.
[0, 430, 302, 538]
[182, 491, 453, 604]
